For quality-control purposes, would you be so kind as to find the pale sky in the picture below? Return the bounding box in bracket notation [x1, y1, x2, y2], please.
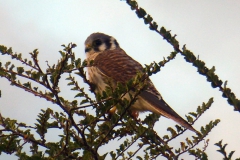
[0, 1, 240, 159]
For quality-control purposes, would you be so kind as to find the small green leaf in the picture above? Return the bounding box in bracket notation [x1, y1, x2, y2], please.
[67, 81, 74, 86]
[23, 82, 31, 89]
[5, 61, 11, 69]
[9, 64, 15, 71]
[25, 70, 31, 75]
[75, 93, 84, 98]
[80, 99, 88, 105]
[17, 67, 24, 74]
[180, 142, 186, 151]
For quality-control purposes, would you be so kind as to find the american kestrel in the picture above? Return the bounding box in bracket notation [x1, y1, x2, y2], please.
[85, 32, 197, 133]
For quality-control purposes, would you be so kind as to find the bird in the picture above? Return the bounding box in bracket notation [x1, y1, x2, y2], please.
[84, 32, 197, 133]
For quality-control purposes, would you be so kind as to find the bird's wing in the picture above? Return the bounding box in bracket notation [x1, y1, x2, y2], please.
[93, 49, 160, 96]
[93, 49, 144, 83]
[93, 48, 197, 133]
[140, 91, 197, 133]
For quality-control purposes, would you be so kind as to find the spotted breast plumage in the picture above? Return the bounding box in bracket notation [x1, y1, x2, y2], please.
[84, 32, 197, 133]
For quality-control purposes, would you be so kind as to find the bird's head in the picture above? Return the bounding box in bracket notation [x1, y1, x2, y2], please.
[85, 32, 119, 57]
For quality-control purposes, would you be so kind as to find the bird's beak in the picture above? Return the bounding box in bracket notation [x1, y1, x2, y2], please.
[85, 44, 92, 53]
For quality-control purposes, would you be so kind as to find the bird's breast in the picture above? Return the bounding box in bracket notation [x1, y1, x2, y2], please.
[87, 66, 111, 94]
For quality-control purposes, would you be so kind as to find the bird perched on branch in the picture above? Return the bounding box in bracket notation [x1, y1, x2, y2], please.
[84, 32, 197, 133]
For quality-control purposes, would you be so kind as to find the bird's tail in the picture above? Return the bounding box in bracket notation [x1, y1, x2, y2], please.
[140, 91, 198, 133]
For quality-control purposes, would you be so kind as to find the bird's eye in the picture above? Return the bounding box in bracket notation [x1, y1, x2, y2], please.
[94, 39, 102, 46]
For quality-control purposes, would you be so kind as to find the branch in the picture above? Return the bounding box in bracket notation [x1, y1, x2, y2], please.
[0, 113, 48, 149]
[125, 0, 240, 111]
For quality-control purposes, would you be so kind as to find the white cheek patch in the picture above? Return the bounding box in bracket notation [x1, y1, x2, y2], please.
[110, 37, 116, 50]
[99, 43, 107, 51]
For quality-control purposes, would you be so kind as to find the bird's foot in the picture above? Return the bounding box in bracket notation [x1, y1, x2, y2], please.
[130, 110, 140, 121]
[107, 106, 117, 119]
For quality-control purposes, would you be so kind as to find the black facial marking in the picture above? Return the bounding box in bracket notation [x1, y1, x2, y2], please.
[114, 39, 119, 47]
[94, 39, 102, 46]
[105, 39, 111, 49]
[93, 39, 102, 52]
